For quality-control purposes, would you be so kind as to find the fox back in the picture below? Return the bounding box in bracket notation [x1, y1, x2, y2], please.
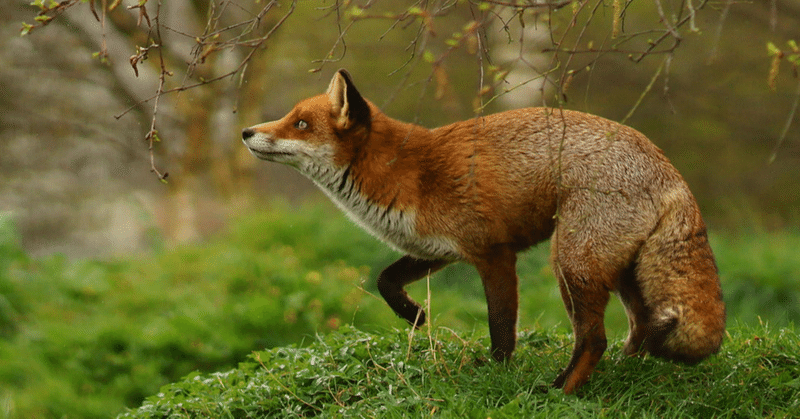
[242, 69, 725, 394]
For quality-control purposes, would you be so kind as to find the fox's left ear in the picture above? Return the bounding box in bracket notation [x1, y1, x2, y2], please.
[327, 69, 371, 130]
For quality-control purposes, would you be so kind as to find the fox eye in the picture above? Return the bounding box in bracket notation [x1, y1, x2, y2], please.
[295, 120, 309, 130]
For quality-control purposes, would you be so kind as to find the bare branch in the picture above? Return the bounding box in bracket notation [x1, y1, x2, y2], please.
[653, 0, 681, 40]
[114, 2, 296, 119]
[20, 0, 83, 35]
[146, 0, 168, 182]
[23, 0, 746, 181]
[620, 55, 668, 125]
[478, 0, 572, 10]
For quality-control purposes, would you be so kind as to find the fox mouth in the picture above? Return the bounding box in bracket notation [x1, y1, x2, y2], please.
[242, 138, 289, 160]
[247, 148, 292, 160]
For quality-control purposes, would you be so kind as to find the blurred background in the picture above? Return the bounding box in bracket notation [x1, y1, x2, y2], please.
[0, 0, 798, 418]
[1, 0, 798, 258]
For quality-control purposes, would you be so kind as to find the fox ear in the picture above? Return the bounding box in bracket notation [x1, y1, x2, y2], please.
[327, 69, 370, 130]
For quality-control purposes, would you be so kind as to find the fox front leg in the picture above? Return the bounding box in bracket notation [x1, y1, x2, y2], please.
[377, 256, 449, 328]
[473, 245, 520, 362]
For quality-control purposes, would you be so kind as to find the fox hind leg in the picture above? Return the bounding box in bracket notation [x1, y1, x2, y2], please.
[551, 260, 612, 394]
[615, 263, 654, 357]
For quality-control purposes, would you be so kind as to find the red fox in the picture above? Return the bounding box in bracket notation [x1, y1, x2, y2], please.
[242, 69, 725, 394]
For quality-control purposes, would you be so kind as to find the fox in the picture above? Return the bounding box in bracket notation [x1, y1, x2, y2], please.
[241, 69, 725, 394]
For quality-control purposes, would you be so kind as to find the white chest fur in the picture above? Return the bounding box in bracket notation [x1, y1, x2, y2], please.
[301, 160, 461, 261]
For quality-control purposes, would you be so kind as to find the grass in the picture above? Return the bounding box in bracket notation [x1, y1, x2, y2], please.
[119, 322, 800, 418]
[0, 200, 799, 418]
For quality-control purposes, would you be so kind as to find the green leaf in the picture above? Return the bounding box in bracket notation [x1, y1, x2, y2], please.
[20, 22, 34, 36]
[767, 41, 781, 56]
[347, 6, 364, 18]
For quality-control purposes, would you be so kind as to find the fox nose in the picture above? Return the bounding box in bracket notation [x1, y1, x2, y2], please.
[241, 128, 255, 141]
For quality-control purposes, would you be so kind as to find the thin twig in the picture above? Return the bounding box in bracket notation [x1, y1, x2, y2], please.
[768, 77, 800, 164]
[145, 0, 167, 182]
[620, 55, 667, 125]
[630, 0, 709, 63]
[114, 0, 296, 120]
[707, 0, 732, 64]
[653, 0, 680, 40]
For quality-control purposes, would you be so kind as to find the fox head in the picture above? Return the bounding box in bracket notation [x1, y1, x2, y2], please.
[241, 69, 372, 174]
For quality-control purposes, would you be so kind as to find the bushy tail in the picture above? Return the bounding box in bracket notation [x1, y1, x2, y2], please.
[633, 194, 726, 363]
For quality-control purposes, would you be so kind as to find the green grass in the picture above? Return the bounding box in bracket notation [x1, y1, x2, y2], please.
[119, 323, 800, 418]
[0, 201, 799, 418]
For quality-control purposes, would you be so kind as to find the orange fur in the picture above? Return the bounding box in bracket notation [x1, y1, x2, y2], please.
[242, 69, 725, 394]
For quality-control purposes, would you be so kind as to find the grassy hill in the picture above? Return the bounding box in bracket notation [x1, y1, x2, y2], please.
[1, 201, 799, 418]
[119, 323, 799, 418]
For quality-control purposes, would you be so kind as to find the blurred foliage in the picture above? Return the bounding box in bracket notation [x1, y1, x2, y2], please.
[0, 206, 384, 418]
[1, 202, 799, 418]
